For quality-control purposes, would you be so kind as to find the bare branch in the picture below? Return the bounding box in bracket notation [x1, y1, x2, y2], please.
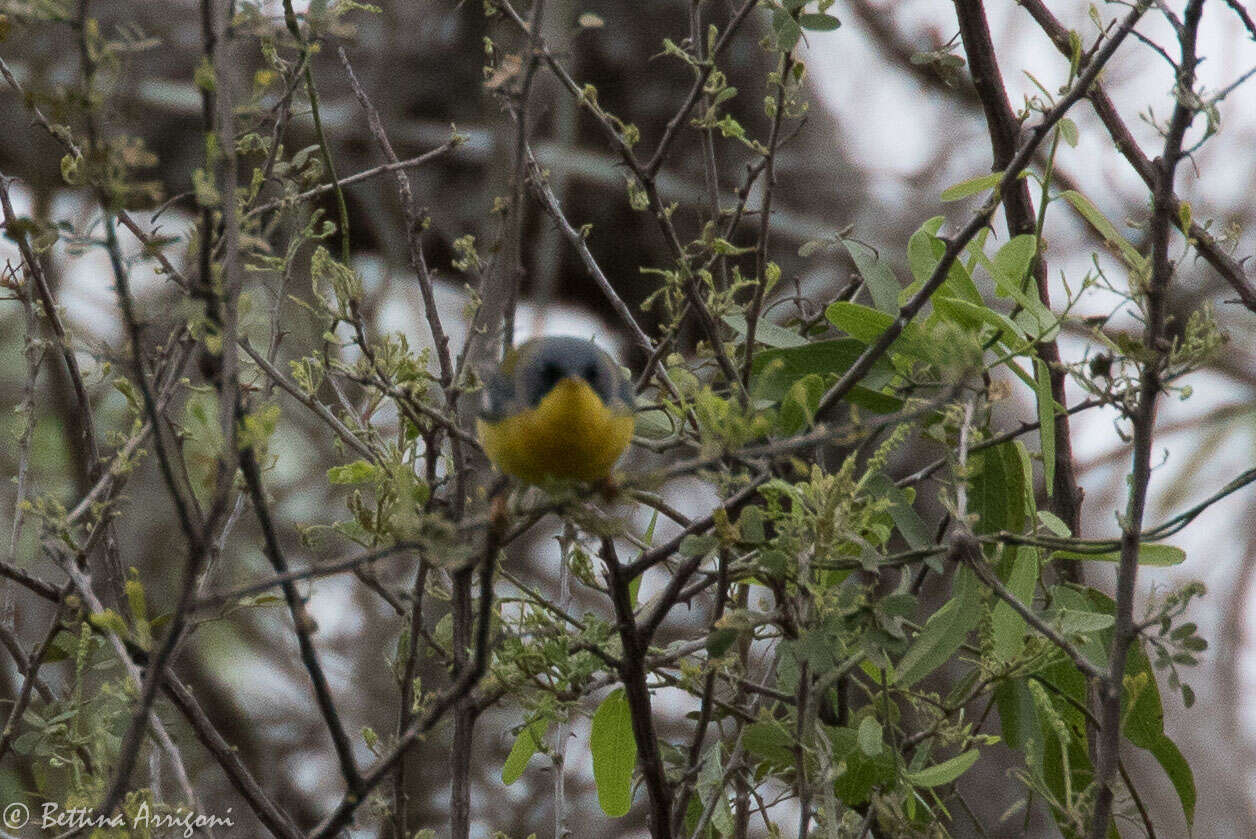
[953, 0, 1084, 533]
[1088, 4, 1206, 836]
[310, 496, 502, 838]
[337, 47, 456, 390]
[238, 446, 364, 794]
[603, 537, 673, 839]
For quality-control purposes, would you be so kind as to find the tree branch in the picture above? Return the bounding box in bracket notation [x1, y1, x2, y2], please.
[1088, 4, 1205, 836]
[603, 537, 672, 839]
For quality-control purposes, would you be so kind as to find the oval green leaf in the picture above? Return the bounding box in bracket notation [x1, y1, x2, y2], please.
[501, 719, 547, 785]
[591, 689, 637, 817]
[905, 748, 980, 787]
[1050, 544, 1186, 567]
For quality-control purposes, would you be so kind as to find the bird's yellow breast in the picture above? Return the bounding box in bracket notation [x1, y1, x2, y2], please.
[477, 377, 633, 483]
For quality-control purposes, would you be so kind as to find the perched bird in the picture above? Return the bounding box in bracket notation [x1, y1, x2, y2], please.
[477, 336, 635, 484]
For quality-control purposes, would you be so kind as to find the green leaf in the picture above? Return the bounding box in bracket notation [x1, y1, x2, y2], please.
[12, 729, 42, 756]
[87, 609, 130, 641]
[932, 296, 1025, 343]
[680, 534, 719, 557]
[940, 171, 1004, 202]
[1059, 189, 1148, 271]
[125, 578, 149, 624]
[750, 338, 902, 414]
[829, 727, 896, 805]
[825, 301, 930, 361]
[842, 239, 900, 314]
[1038, 655, 1090, 731]
[825, 302, 897, 344]
[970, 443, 1025, 535]
[1037, 510, 1071, 537]
[1169, 622, 1197, 641]
[1150, 733, 1196, 826]
[591, 689, 637, 817]
[629, 510, 658, 608]
[696, 745, 735, 835]
[743, 721, 794, 769]
[501, 719, 547, 785]
[857, 715, 883, 756]
[991, 546, 1038, 661]
[771, 8, 803, 49]
[1054, 586, 1113, 669]
[895, 567, 981, 687]
[1119, 649, 1196, 826]
[778, 373, 825, 434]
[1051, 544, 1186, 567]
[842, 388, 905, 414]
[862, 474, 929, 550]
[327, 460, 377, 485]
[723, 313, 805, 348]
[739, 507, 766, 544]
[1178, 200, 1193, 233]
[752, 339, 882, 398]
[906, 220, 941, 286]
[712, 86, 739, 107]
[1035, 358, 1056, 496]
[981, 236, 1056, 338]
[634, 408, 676, 440]
[991, 234, 1036, 294]
[905, 748, 980, 787]
[1122, 649, 1164, 748]
[995, 680, 1041, 766]
[798, 13, 841, 31]
[1049, 607, 1115, 634]
[907, 217, 983, 305]
[1011, 440, 1037, 523]
[706, 627, 740, 658]
[1058, 117, 1079, 147]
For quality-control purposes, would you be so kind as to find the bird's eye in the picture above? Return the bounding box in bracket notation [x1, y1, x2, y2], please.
[540, 362, 563, 388]
[583, 363, 599, 384]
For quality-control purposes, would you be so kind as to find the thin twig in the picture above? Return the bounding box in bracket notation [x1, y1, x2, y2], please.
[1088, 5, 1204, 836]
[0, 602, 67, 762]
[162, 676, 304, 839]
[238, 446, 364, 793]
[240, 338, 378, 461]
[244, 142, 461, 220]
[0, 177, 121, 600]
[53, 547, 199, 827]
[282, 0, 351, 265]
[603, 537, 673, 839]
[8, 272, 45, 563]
[337, 47, 455, 389]
[393, 556, 429, 839]
[956, 536, 1103, 681]
[192, 540, 424, 610]
[742, 51, 794, 389]
[309, 493, 502, 838]
[498, 0, 546, 354]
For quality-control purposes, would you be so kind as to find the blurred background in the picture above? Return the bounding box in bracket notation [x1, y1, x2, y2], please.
[0, 0, 1253, 836]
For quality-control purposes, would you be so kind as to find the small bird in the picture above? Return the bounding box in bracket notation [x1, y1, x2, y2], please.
[477, 336, 635, 484]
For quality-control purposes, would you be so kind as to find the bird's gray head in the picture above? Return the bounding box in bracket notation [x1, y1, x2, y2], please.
[480, 336, 634, 422]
